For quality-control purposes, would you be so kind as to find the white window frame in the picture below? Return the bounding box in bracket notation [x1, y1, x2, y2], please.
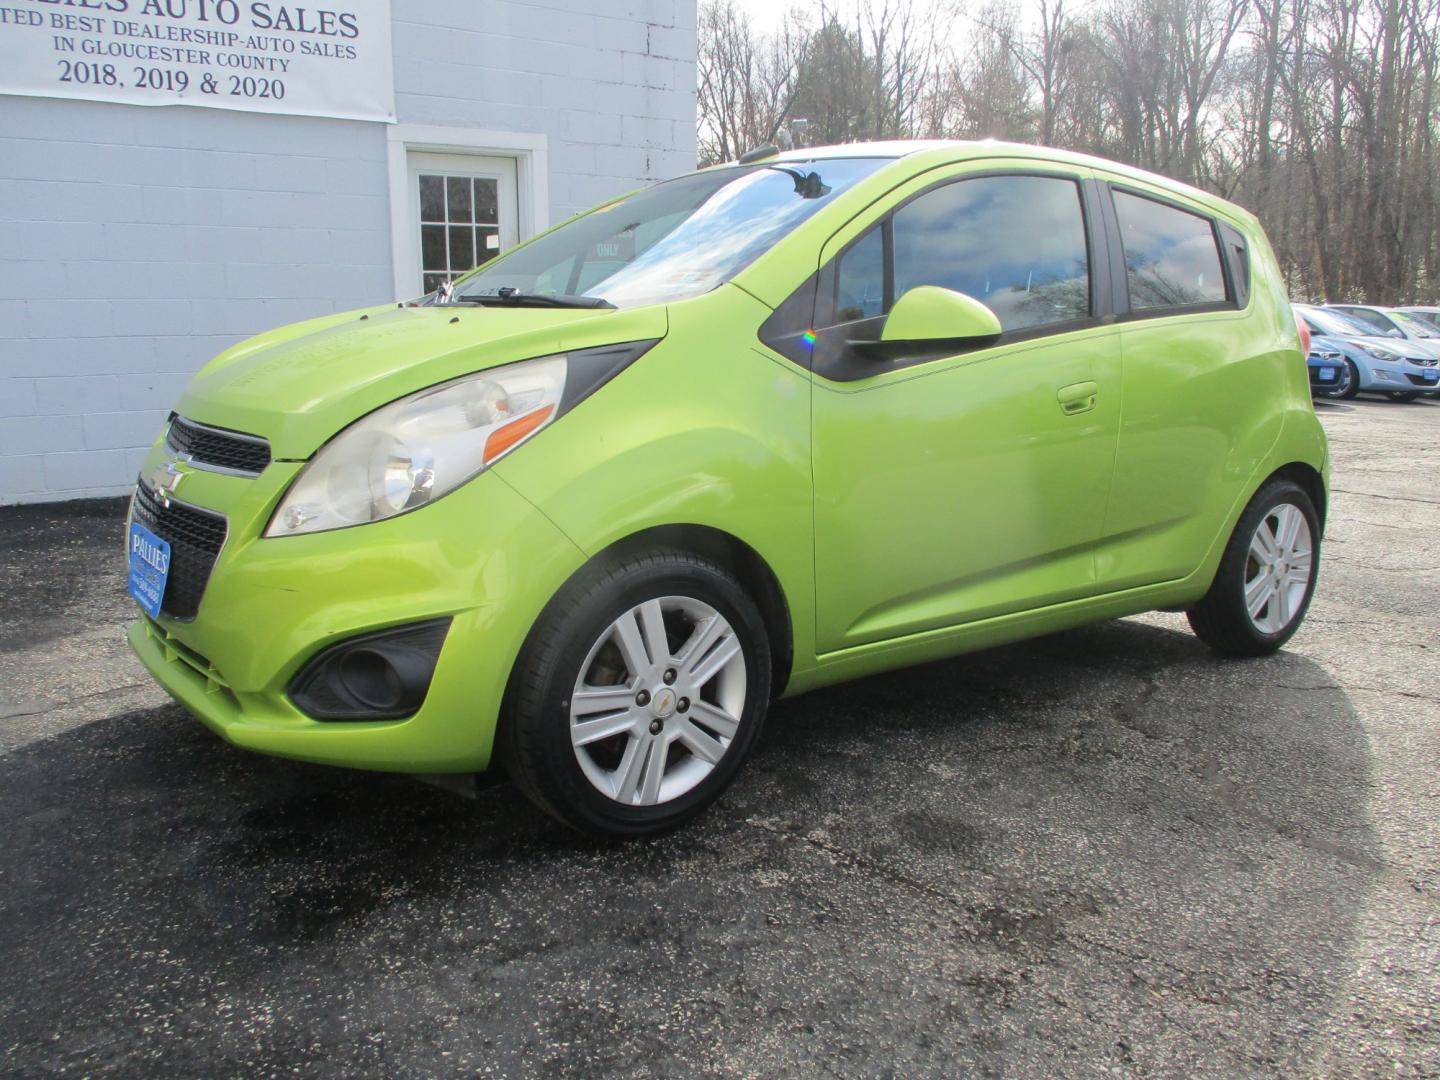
[386, 124, 549, 301]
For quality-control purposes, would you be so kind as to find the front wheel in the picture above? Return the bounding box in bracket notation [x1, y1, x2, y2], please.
[1337, 359, 1360, 400]
[499, 550, 771, 838]
[1187, 479, 1320, 657]
[1318, 360, 1353, 399]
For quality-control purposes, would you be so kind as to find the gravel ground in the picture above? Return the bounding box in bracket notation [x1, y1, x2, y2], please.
[1, 397, 1436, 1078]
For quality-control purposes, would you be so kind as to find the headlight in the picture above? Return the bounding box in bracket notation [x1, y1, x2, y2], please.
[266, 340, 657, 537]
[1362, 343, 1402, 360]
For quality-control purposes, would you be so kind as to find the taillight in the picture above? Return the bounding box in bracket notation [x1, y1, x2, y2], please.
[1296, 313, 1311, 356]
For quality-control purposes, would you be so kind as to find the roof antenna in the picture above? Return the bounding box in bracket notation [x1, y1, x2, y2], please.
[738, 144, 779, 164]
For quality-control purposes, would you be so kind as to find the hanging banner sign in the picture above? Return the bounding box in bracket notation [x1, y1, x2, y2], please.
[0, 0, 395, 123]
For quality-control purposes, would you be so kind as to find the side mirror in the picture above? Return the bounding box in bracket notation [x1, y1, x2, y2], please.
[856, 286, 1002, 359]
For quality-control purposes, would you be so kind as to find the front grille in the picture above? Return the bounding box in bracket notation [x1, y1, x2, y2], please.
[1410, 356, 1437, 367]
[131, 480, 228, 620]
[166, 415, 271, 476]
[1405, 373, 1438, 387]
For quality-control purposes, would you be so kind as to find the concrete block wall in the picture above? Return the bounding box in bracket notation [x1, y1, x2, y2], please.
[390, 0, 697, 219]
[0, 0, 698, 504]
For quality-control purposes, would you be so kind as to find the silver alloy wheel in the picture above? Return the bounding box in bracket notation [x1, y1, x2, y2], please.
[569, 595, 747, 806]
[1244, 502, 1313, 634]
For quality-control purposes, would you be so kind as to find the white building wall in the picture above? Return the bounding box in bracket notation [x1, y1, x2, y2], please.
[0, 0, 697, 504]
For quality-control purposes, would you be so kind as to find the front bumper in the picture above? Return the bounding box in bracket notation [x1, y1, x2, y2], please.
[126, 447, 586, 773]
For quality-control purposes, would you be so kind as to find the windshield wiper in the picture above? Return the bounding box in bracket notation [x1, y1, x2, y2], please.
[455, 289, 615, 309]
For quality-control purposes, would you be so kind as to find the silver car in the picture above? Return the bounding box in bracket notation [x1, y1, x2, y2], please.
[1296, 304, 1440, 401]
[1326, 303, 1440, 358]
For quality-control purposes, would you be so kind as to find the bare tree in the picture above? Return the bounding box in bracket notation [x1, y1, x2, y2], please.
[696, 0, 1440, 300]
[697, 0, 810, 165]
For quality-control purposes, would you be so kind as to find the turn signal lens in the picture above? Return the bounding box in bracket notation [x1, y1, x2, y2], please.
[484, 405, 555, 464]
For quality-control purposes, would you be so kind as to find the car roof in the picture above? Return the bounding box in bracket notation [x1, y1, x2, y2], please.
[749, 140, 1253, 225]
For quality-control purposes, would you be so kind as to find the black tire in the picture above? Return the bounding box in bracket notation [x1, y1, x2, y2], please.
[1187, 479, 1321, 657]
[1386, 391, 1419, 402]
[499, 549, 772, 838]
[1337, 359, 1360, 399]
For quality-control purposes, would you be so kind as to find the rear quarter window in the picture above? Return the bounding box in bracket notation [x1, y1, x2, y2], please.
[1113, 189, 1228, 311]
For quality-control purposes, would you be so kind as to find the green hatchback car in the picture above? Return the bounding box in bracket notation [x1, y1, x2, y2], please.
[127, 141, 1328, 836]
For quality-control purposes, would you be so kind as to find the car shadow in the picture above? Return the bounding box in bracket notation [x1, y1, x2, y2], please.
[1, 617, 1381, 1076]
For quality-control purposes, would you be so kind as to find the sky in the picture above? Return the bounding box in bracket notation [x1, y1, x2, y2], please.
[723, 0, 1049, 40]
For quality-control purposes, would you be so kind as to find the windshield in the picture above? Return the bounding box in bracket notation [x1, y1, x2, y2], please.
[1301, 306, 1379, 338]
[1391, 310, 1438, 337]
[1402, 309, 1440, 332]
[452, 158, 890, 309]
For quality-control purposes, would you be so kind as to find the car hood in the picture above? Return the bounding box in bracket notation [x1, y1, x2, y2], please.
[175, 303, 669, 458]
[1313, 332, 1426, 363]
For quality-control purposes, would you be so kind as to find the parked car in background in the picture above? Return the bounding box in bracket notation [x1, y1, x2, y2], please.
[1326, 303, 1440, 356]
[1308, 345, 1348, 397]
[1294, 304, 1440, 401]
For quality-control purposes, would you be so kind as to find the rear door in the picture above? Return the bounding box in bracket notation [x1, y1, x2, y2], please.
[806, 164, 1123, 653]
[1094, 181, 1282, 589]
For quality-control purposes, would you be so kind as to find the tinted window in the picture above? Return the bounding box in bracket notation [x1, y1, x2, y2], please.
[1218, 221, 1250, 307]
[835, 226, 886, 322]
[889, 175, 1090, 331]
[1113, 190, 1226, 310]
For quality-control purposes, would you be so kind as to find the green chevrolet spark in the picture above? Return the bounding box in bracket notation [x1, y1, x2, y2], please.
[127, 141, 1328, 836]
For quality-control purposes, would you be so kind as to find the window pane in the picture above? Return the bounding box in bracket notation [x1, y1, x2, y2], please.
[1113, 190, 1226, 310]
[892, 176, 1090, 331]
[452, 157, 889, 309]
[421, 225, 447, 271]
[1336, 307, 1396, 334]
[447, 177, 473, 223]
[419, 175, 445, 222]
[835, 227, 885, 322]
[449, 226, 475, 272]
[474, 178, 498, 225]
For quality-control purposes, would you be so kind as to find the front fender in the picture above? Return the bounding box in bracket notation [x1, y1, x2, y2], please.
[492, 286, 819, 689]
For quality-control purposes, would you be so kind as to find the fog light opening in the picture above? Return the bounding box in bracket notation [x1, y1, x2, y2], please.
[288, 618, 452, 722]
[338, 648, 406, 712]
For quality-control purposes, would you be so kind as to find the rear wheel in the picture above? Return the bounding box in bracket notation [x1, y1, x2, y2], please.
[500, 550, 771, 838]
[1187, 479, 1320, 657]
[1386, 391, 1419, 402]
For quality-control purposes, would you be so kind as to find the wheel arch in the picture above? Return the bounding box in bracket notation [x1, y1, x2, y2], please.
[1268, 460, 1328, 533]
[585, 524, 795, 696]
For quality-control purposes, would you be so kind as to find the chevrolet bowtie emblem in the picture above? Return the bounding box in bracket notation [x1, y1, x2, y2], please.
[151, 458, 189, 507]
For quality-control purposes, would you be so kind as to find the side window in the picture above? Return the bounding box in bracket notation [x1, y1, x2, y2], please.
[1217, 221, 1250, 308]
[891, 175, 1091, 332]
[835, 226, 886, 322]
[1112, 190, 1227, 311]
[1336, 307, 1397, 336]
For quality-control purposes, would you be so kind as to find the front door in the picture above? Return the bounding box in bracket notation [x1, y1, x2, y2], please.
[406, 152, 519, 297]
[809, 169, 1121, 653]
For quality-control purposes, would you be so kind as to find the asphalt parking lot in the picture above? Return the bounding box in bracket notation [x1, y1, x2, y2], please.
[1, 397, 1436, 1078]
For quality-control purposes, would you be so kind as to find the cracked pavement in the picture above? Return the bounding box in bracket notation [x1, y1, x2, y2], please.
[1, 398, 1437, 1077]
